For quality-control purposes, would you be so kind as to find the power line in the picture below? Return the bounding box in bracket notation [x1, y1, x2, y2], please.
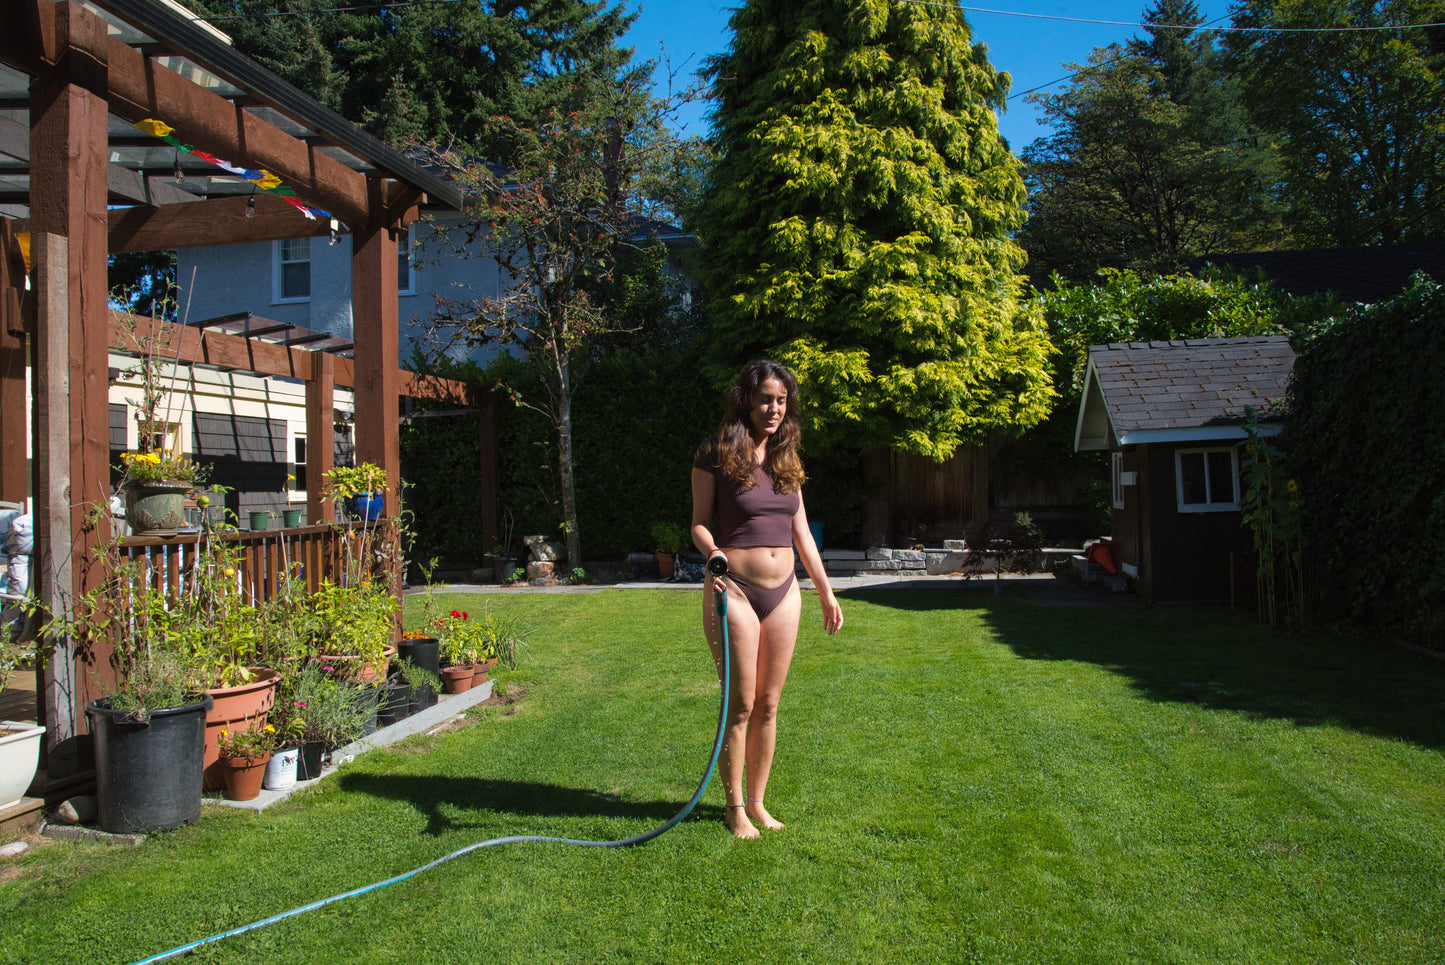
[900, 0, 1445, 33]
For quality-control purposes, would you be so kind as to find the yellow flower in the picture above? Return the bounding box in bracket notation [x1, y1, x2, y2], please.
[263, 724, 275, 734]
[219, 729, 229, 738]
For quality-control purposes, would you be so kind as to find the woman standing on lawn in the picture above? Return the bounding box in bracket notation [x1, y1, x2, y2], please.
[691, 359, 844, 839]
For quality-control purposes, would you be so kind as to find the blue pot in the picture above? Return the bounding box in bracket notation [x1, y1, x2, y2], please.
[348, 492, 384, 520]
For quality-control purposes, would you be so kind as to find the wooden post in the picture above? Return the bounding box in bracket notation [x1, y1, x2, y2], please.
[350, 195, 400, 603]
[28, 1, 114, 761]
[33, 233, 80, 774]
[0, 223, 29, 504]
[306, 348, 335, 523]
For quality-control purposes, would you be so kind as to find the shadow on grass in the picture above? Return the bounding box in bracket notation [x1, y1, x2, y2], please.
[337, 772, 724, 837]
[840, 585, 1445, 752]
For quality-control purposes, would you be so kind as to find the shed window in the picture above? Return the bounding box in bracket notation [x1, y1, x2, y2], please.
[275, 238, 311, 302]
[1175, 447, 1239, 512]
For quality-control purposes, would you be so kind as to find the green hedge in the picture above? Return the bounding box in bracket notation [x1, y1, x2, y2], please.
[1286, 274, 1444, 647]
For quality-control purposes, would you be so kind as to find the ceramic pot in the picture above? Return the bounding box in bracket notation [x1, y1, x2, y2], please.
[220, 752, 270, 801]
[470, 663, 488, 687]
[0, 721, 46, 809]
[124, 481, 190, 536]
[264, 746, 298, 791]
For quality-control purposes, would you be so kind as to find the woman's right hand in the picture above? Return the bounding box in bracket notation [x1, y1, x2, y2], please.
[707, 550, 728, 594]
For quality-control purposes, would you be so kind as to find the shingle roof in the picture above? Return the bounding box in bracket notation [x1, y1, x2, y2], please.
[1076, 336, 1296, 449]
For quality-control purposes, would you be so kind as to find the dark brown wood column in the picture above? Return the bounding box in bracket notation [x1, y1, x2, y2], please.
[0, 223, 29, 504]
[28, 0, 113, 747]
[306, 348, 336, 524]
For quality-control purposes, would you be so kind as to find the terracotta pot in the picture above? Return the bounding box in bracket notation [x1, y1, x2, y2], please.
[470, 663, 488, 687]
[441, 665, 473, 694]
[317, 644, 397, 684]
[656, 552, 676, 579]
[220, 752, 271, 801]
[203, 668, 281, 790]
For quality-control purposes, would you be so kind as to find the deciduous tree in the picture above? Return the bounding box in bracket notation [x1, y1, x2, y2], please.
[1224, 0, 1445, 246]
[1020, 0, 1286, 284]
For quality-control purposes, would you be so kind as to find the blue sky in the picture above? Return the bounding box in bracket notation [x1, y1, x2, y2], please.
[622, 1, 1226, 152]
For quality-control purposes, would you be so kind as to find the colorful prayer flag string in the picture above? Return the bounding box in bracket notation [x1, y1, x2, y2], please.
[133, 118, 333, 221]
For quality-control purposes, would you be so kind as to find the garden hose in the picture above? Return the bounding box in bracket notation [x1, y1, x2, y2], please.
[129, 568, 733, 965]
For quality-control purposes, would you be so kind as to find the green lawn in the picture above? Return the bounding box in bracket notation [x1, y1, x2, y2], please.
[2, 586, 1443, 964]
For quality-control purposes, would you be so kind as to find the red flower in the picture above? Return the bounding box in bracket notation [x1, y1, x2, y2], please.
[461, 611, 469, 621]
[450, 610, 461, 618]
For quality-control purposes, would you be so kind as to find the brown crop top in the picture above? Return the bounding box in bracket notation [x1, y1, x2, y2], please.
[693, 439, 800, 548]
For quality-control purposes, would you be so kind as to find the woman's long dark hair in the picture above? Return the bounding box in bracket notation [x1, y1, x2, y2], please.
[715, 359, 804, 494]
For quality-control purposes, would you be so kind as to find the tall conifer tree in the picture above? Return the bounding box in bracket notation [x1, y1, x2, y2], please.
[696, 0, 1053, 462]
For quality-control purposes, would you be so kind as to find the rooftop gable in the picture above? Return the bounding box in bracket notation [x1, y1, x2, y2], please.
[1075, 335, 1296, 451]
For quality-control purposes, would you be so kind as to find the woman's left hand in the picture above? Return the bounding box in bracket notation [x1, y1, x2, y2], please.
[820, 593, 843, 635]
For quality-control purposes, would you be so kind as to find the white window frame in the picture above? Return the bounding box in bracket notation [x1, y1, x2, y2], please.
[273, 238, 311, 303]
[1111, 451, 1126, 510]
[398, 225, 416, 296]
[1175, 446, 1240, 513]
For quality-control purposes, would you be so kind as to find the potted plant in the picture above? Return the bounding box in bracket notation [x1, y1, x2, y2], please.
[321, 462, 389, 521]
[118, 450, 206, 536]
[37, 514, 215, 833]
[278, 660, 376, 779]
[215, 715, 279, 801]
[0, 635, 45, 809]
[308, 580, 399, 683]
[652, 521, 688, 580]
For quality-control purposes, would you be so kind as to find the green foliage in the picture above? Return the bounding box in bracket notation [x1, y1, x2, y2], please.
[650, 521, 688, 555]
[399, 392, 490, 567]
[1284, 273, 1445, 647]
[1020, 1, 1287, 283]
[186, 0, 642, 155]
[479, 343, 714, 560]
[697, 0, 1054, 460]
[1224, 0, 1445, 246]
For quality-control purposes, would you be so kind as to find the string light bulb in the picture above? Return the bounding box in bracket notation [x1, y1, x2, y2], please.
[245, 193, 256, 218]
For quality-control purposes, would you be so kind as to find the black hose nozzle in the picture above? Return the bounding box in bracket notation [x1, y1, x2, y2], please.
[706, 555, 729, 576]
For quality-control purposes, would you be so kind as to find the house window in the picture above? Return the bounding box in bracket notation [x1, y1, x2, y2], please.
[138, 419, 182, 458]
[1175, 447, 1240, 512]
[275, 238, 311, 302]
[1111, 451, 1126, 510]
[398, 227, 416, 296]
[293, 436, 307, 493]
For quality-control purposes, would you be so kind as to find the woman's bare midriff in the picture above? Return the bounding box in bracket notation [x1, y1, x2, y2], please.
[720, 545, 795, 587]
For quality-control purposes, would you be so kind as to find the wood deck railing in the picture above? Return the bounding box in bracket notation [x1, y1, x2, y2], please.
[118, 521, 397, 606]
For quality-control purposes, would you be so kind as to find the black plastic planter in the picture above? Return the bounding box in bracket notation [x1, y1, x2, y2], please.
[376, 679, 411, 727]
[297, 740, 326, 780]
[397, 638, 440, 677]
[86, 695, 213, 834]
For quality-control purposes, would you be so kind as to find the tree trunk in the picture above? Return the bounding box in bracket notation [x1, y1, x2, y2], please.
[554, 360, 583, 570]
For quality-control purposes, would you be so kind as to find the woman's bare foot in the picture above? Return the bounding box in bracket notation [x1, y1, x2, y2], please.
[746, 799, 785, 831]
[724, 804, 761, 839]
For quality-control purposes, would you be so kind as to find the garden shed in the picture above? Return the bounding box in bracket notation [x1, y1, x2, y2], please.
[0, 0, 486, 790]
[1074, 336, 1296, 604]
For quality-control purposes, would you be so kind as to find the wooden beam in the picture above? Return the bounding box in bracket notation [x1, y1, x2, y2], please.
[3, 0, 372, 225]
[106, 194, 334, 253]
[105, 163, 201, 206]
[101, 39, 371, 225]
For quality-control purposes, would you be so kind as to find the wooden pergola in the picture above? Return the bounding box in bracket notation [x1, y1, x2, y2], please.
[0, 0, 494, 781]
